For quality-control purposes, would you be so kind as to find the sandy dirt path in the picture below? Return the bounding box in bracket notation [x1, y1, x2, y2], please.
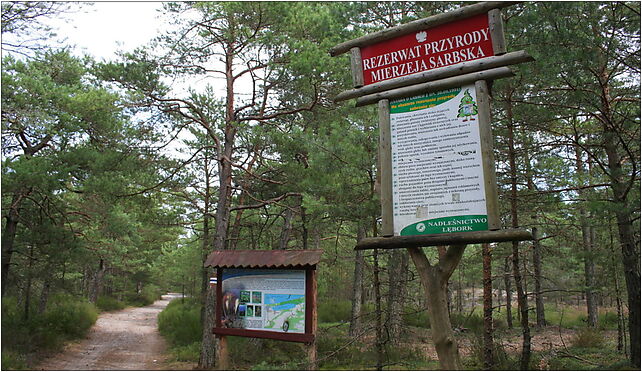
[37, 293, 180, 370]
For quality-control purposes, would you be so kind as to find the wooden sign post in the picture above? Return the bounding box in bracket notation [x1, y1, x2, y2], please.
[204, 250, 322, 370]
[330, 2, 533, 370]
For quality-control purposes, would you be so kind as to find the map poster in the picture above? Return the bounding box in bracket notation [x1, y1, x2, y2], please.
[220, 269, 306, 334]
[389, 84, 489, 236]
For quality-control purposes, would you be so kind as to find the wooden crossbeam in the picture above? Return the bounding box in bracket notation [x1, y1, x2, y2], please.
[355, 228, 533, 250]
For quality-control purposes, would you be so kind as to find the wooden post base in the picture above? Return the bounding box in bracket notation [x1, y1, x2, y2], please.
[216, 335, 229, 370]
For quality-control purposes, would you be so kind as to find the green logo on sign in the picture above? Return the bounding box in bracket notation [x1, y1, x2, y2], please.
[389, 88, 461, 114]
[400, 215, 488, 236]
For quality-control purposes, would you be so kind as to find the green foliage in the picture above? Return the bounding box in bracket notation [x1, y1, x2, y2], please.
[571, 327, 605, 349]
[318, 300, 352, 323]
[41, 294, 98, 339]
[1, 294, 97, 366]
[544, 305, 588, 329]
[543, 347, 630, 370]
[169, 342, 201, 362]
[157, 298, 201, 347]
[1, 350, 27, 370]
[450, 312, 485, 333]
[228, 336, 305, 370]
[123, 285, 162, 307]
[403, 307, 430, 329]
[598, 311, 619, 330]
[96, 296, 126, 312]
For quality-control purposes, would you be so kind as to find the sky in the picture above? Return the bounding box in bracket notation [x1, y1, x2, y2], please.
[46, 2, 164, 61]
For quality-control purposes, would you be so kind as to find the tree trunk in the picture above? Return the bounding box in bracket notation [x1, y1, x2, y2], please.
[524, 142, 546, 329]
[504, 256, 513, 329]
[600, 73, 640, 367]
[23, 244, 34, 321]
[482, 243, 494, 370]
[89, 259, 106, 304]
[532, 227, 546, 328]
[278, 208, 294, 250]
[373, 247, 384, 371]
[199, 271, 218, 369]
[2, 191, 25, 296]
[200, 40, 237, 370]
[408, 245, 465, 370]
[386, 248, 409, 343]
[39, 275, 52, 314]
[507, 103, 531, 369]
[349, 225, 366, 337]
[609, 229, 625, 353]
[574, 139, 598, 327]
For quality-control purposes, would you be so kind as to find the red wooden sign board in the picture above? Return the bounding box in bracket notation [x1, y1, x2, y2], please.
[360, 13, 494, 85]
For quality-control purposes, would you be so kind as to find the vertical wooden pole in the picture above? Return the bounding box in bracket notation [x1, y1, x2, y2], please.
[306, 269, 318, 370]
[216, 336, 229, 370]
[378, 99, 394, 236]
[350, 47, 365, 88]
[475, 80, 500, 230]
[488, 9, 507, 55]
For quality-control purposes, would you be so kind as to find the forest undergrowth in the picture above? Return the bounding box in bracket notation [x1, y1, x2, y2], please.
[157, 298, 631, 370]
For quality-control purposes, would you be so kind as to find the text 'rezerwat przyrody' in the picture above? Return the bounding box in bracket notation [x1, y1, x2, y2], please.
[362, 28, 491, 83]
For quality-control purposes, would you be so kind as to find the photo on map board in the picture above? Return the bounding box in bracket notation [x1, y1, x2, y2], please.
[255, 306, 262, 317]
[246, 305, 254, 317]
[240, 290, 251, 303]
[252, 291, 262, 303]
[238, 304, 246, 317]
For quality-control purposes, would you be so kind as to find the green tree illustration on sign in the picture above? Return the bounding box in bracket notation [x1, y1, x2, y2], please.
[457, 89, 478, 121]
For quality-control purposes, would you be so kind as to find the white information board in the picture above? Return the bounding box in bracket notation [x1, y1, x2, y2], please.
[389, 85, 489, 236]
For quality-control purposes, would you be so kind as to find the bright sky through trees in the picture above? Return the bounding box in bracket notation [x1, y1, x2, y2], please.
[43, 2, 162, 61]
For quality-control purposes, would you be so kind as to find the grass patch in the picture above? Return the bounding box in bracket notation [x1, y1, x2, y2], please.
[544, 304, 587, 328]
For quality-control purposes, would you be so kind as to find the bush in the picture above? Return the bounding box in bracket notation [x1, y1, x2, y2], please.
[451, 312, 484, 333]
[403, 307, 430, 328]
[122, 284, 162, 307]
[1, 294, 98, 368]
[318, 300, 352, 323]
[157, 298, 201, 347]
[571, 327, 605, 349]
[40, 294, 98, 339]
[96, 296, 126, 312]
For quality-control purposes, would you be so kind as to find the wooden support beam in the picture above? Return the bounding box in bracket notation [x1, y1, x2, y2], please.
[329, 1, 520, 57]
[334, 50, 533, 103]
[475, 80, 501, 230]
[350, 47, 364, 88]
[355, 228, 533, 250]
[355, 67, 515, 107]
[488, 9, 507, 55]
[378, 100, 394, 237]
